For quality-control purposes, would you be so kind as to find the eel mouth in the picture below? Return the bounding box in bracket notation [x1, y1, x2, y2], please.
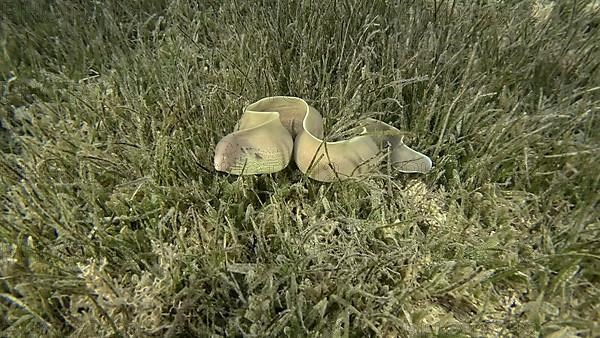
[213, 153, 228, 172]
[213, 138, 238, 172]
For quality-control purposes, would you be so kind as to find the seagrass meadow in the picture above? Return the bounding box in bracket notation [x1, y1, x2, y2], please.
[1, 0, 599, 336]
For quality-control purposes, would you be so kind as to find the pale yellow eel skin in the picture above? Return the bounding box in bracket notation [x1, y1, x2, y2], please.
[213, 96, 432, 182]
